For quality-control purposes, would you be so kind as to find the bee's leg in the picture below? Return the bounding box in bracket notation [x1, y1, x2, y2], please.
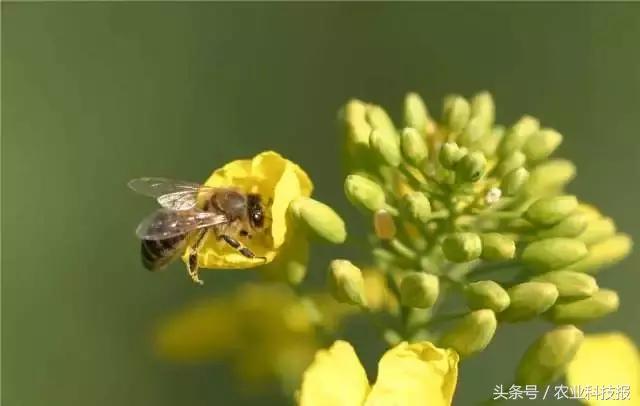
[186, 229, 209, 286]
[219, 234, 267, 262]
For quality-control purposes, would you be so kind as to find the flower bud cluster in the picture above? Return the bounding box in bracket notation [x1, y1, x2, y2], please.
[330, 90, 632, 377]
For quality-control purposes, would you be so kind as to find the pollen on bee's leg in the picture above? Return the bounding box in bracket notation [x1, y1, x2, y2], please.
[187, 249, 204, 286]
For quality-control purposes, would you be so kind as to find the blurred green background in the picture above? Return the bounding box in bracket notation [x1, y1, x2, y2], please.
[2, 3, 639, 405]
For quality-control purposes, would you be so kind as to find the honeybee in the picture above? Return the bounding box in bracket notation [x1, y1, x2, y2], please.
[128, 177, 268, 285]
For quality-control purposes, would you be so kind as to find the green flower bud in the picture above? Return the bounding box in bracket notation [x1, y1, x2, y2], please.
[480, 233, 516, 261]
[439, 142, 466, 169]
[516, 325, 584, 386]
[523, 159, 576, 196]
[373, 209, 396, 240]
[465, 281, 510, 313]
[455, 151, 487, 183]
[458, 116, 487, 146]
[400, 127, 428, 166]
[522, 128, 563, 162]
[370, 128, 402, 167]
[501, 167, 530, 196]
[401, 191, 432, 223]
[344, 174, 386, 212]
[404, 92, 431, 133]
[521, 238, 588, 272]
[476, 125, 504, 157]
[536, 213, 589, 239]
[577, 216, 616, 245]
[289, 197, 346, 244]
[442, 232, 482, 263]
[365, 104, 395, 132]
[399, 273, 439, 308]
[498, 115, 540, 157]
[525, 195, 578, 226]
[439, 309, 497, 358]
[532, 271, 598, 299]
[443, 95, 470, 132]
[546, 289, 619, 324]
[502, 282, 559, 322]
[328, 259, 366, 306]
[470, 91, 495, 127]
[495, 151, 526, 177]
[341, 99, 371, 147]
[568, 234, 632, 274]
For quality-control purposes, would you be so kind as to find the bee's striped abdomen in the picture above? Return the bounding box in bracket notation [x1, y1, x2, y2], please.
[140, 235, 186, 271]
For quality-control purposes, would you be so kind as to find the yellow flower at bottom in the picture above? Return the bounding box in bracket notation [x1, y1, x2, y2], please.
[181, 151, 313, 269]
[566, 333, 640, 405]
[153, 283, 349, 390]
[298, 340, 459, 406]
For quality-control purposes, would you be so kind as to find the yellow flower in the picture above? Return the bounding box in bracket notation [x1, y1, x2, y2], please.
[153, 283, 344, 389]
[182, 150, 313, 269]
[566, 333, 640, 405]
[298, 340, 459, 406]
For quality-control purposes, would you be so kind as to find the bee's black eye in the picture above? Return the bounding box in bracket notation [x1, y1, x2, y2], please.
[252, 212, 264, 227]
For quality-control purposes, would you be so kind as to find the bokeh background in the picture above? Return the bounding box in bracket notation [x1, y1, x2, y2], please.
[3, 3, 639, 405]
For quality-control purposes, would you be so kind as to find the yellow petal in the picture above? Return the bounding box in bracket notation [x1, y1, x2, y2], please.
[181, 151, 313, 269]
[365, 341, 459, 406]
[566, 333, 640, 405]
[298, 341, 370, 406]
[153, 297, 239, 362]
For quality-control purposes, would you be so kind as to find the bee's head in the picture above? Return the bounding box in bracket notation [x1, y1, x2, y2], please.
[247, 194, 265, 229]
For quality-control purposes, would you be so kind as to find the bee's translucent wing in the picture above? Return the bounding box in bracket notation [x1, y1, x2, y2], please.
[128, 177, 217, 211]
[135, 208, 229, 240]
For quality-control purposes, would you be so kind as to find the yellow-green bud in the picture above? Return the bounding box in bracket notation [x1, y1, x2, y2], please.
[404, 92, 430, 133]
[498, 115, 540, 157]
[455, 151, 487, 183]
[516, 325, 584, 386]
[442, 232, 482, 263]
[365, 104, 395, 132]
[525, 195, 578, 226]
[370, 128, 401, 167]
[480, 233, 516, 261]
[495, 151, 526, 177]
[289, 197, 346, 244]
[523, 159, 576, 196]
[575, 203, 601, 221]
[373, 209, 396, 240]
[501, 167, 530, 196]
[532, 271, 598, 299]
[547, 289, 619, 324]
[401, 191, 431, 223]
[443, 95, 470, 132]
[341, 99, 371, 147]
[470, 91, 495, 127]
[383, 329, 403, 347]
[502, 282, 559, 322]
[439, 142, 466, 169]
[522, 128, 563, 162]
[465, 281, 510, 313]
[521, 238, 588, 272]
[344, 174, 386, 212]
[439, 309, 497, 358]
[399, 273, 439, 308]
[476, 125, 504, 157]
[577, 216, 616, 245]
[536, 213, 588, 239]
[328, 259, 366, 306]
[400, 127, 428, 166]
[568, 234, 632, 274]
[458, 116, 487, 146]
